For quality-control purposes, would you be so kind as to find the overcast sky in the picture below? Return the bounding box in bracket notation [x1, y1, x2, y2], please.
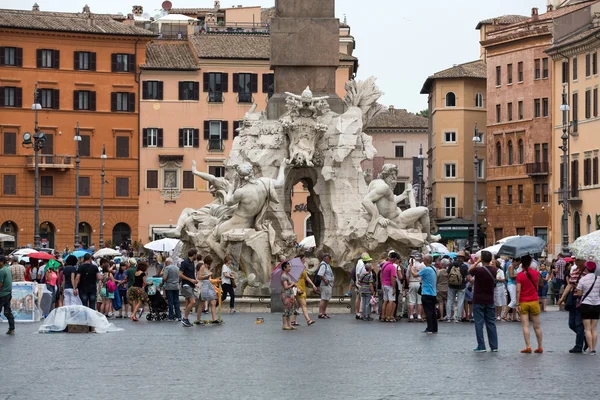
[8, 0, 549, 112]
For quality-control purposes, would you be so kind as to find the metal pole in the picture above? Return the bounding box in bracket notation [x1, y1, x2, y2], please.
[560, 84, 570, 254]
[472, 123, 480, 253]
[33, 85, 41, 249]
[99, 144, 106, 248]
[418, 143, 423, 207]
[74, 122, 80, 249]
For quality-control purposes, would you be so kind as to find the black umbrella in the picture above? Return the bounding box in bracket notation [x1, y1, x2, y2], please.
[496, 236, 546, 258]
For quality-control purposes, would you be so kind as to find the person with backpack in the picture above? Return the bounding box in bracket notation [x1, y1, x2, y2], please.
[516, 255, 543, 354]
[358, 262, 375, 321]
[469, 251, 499, 352]
[317, 254, 334, 319]
[99, 262, 116, 317]
[352, 253, 370, 319]
[407, 252, 424, 322]
[446, 252, 469, 323]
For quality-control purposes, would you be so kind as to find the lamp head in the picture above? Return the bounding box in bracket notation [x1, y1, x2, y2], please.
[560, 104, 570, 112]
[473, 135, 481, 143]
[22, 132, 33, 146]
[31, 103, 41, 111]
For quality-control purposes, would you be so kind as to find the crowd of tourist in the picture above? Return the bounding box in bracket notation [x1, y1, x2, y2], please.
[1, 242, 598, 356]
[340, 249, 599, 354]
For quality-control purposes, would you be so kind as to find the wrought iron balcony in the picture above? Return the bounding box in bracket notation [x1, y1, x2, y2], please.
[526, 162, 549, 176]
[26, 155, 74, 171]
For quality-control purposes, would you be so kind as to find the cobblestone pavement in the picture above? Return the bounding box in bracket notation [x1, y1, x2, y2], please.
[0, 310, 596, 400]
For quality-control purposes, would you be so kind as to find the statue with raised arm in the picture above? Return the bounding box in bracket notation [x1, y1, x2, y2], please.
[163, 160, 234, 238]
[205, 161, 288, 259]
[362, 164, 440, 243]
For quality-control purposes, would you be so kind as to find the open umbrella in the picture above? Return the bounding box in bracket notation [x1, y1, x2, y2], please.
[569, 230, 600, 260]
[93, 248, 122, 258]
[13, 248, 37, 256]
[497, 235, 521, 244]
[427, 242, 449, 254]
[476, 243, 503, 257]
[144, 238, 181, 252]
[28, 252, 56, 261]
[298, 235, 316, 249]
[70, 250, 91, 258]
[270, 257, 307, 291]
[0, 233, 14, 242]
[496, 236, 545, 259]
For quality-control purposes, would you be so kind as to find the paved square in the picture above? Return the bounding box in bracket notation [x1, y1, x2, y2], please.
[0, 310, 596, 400]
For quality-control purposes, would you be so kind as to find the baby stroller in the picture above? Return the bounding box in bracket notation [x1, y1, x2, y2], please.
[145, 278, 168, 321]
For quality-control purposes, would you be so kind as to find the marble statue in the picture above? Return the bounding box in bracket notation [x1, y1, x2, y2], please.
[362, 164, 441, 243]
[205, 162, 287, 260]
[163, 160, 235, 238]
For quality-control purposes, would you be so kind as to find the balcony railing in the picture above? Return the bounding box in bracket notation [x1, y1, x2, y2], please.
[237, 92, 253, 104]
[431, 207, 464, 220]
[208, 92, 224, 103]
[526, 162, 549, 176]
[27, 155, 74, 170]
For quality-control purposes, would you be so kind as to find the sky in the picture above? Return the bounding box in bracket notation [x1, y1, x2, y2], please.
[5, 0, 551, 112]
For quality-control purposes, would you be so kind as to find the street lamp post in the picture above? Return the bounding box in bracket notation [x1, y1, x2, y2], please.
[559, 83, 571, 255]
[99, 145, 107, 248]
[417, 143, 424, 207]
[74, 122, 81, 249]
[22, 84, 45, 249]
[472, 123, 482, 253]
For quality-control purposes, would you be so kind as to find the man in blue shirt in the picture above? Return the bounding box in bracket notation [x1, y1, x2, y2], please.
[418, 254, 438, 334]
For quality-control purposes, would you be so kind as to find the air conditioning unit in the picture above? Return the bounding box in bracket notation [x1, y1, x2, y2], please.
[3, 226, 11, 233]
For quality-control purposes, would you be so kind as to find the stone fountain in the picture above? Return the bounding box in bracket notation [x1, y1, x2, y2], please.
[165, 0, 439, 297]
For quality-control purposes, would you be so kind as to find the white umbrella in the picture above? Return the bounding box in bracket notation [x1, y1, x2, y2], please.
[476, 244, 503, 257]
[497, 235, 520, 244]
[428, 242, 449, 254]
[144, 238, 181, 252]
[13, 248, 37, 256]
[298, 235, 316, 249]
[0, 233, 14, 242]
[93, 248, 122, 258]
[570, 230, 600, 260]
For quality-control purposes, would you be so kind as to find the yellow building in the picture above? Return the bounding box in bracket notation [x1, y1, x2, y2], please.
[546, 13, 600, 254]
[421, 60, 487, 250]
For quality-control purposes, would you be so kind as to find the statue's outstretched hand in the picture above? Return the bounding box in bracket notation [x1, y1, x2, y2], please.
[191, 160, 197, 174]
[377, 217, 391, 228]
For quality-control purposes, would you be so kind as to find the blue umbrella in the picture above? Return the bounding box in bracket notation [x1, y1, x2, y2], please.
[497, 236, 545, 259]
[70, 250, 91, 258]
[447, 252, 458, 259]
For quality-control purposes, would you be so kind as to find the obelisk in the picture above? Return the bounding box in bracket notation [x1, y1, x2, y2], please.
[267, 0, 344, 118]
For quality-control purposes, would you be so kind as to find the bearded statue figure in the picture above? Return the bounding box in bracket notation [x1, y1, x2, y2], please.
[362, 164, 440, 242]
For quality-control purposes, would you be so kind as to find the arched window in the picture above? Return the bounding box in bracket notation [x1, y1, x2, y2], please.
[112, 223, 131, 248]
[445, 92, 456, 107]
[574, 212, 581, 240]
[496, 141, 502, 167]
[587, 215, 592, 234]
[508, 140, 514, 165]
[518, 139, 524, 164]
[475, 93, 484, 108]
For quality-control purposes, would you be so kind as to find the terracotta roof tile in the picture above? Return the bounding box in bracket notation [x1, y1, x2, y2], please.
[476, 15, 528, 29]
[170, 8, 214, 14]
[420, 60, 486, 94]
[367, 109, 428, 130]
[190, 33, 357, 62]
[522, 0, 599, 23]
[0, 8, 154, 36]
[141, 41, 199, 70]
[190, 33, 270, 59]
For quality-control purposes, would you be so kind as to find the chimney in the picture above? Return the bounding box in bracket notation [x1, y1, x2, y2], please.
[214, 0, 221, 10]
[532, 7, 539, 20]
[389, 105, 395, 111]
[32, 3, 40, 11]
[82, 4, 91, 14]
[132, 5, 143, 17]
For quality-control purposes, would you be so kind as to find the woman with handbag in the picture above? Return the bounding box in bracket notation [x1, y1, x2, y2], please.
[197, 261, 221, 324]
[280, 261, 297, 331]
[291, 255, 318, 327]
[221, 255, 237, 313]
[576, 261, 599, 355]
[127, 261, 150, 322]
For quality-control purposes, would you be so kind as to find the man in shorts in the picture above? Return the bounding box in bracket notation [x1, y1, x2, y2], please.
[317, 254, 334, 319]
[380, 252, 399, 322]
[179, 248, 198, 327]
